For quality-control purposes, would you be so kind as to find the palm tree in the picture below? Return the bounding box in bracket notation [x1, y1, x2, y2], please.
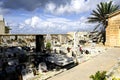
[88, 1, 119, 45]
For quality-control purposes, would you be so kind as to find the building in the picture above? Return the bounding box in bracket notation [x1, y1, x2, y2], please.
[106, 10, 120, 47]
[0, 15, 5, 34]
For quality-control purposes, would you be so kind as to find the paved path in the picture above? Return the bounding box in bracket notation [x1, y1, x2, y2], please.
[48, 48, 120, 80]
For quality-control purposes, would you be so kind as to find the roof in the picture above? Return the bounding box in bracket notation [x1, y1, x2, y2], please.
[108, 10, 120, 18]
[0, 15, 3, 21]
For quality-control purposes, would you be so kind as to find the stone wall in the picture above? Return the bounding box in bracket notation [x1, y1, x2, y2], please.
[0, 20, 5, 34]
[106, 13, 120, 46]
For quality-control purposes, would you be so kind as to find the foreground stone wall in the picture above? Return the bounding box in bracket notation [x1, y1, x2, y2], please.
[106, 13, 120, 47]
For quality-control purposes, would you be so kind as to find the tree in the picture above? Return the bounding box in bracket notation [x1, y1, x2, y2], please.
[88, 1, 119, 45]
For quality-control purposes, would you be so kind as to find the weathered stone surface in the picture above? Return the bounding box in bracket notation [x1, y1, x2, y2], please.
[106, 11, 120, 47]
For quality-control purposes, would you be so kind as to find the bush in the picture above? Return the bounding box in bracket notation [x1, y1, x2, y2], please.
[90, 71, 107, 80]
[46, 42, 51, 50]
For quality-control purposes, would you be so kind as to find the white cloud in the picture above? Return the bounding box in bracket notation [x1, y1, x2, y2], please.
[45, 0, 87, 14]
[45, 2, 56, 13]
[46, 17, 71, 23]
[19, 23, 25, 28]
[4, 0, 120, 34]
[9, 16, 95, 34]
[70, 0, 88, 13]
[1, 0, 120, 15]
[25, 16, 42, 28]
[45, 0, 119, 15]
[45, 0, 88, 14]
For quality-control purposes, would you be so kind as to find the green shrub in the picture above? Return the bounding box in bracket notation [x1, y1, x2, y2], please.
[46, 42, 51, 50]
[90, 71, 107, 80]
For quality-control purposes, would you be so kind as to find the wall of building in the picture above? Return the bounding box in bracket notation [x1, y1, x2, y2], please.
[0, 15, 5, 34]
[0, 20, 5, 34]
[106, 13, 120, 47]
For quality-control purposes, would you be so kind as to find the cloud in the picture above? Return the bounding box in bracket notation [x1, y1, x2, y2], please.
[0, 1, 9, 14]
[45, 2, 56, 13]
[1, 0, 71, 11]
[8, 16, 95, 34]
[25, 16, 42, 28]
[45, 0, 120, 14]
[0, 0, 119, 15]
[2, 0, 120, 34]
[45, 0, 89, 14]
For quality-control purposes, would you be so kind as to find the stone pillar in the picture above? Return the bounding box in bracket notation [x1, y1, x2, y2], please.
[35, 35, 44, 53]
[0, 36, 1, 44]
[0, 15, 5, 34]
[15, 35, 18, 40]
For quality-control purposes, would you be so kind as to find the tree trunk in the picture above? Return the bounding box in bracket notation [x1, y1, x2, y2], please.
[102, 31, 106, 45]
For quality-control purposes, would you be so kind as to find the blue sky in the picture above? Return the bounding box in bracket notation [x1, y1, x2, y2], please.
[0, 0, 120, 34]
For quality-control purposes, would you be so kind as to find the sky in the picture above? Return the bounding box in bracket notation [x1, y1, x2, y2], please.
[0, 0, 120, 34]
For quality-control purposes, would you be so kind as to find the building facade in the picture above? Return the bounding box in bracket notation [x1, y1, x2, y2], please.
[106, 10, 120, 47]
[0, 15, 5, 34]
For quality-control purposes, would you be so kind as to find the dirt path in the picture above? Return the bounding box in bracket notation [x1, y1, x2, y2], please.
[48, 48, 120, 80]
